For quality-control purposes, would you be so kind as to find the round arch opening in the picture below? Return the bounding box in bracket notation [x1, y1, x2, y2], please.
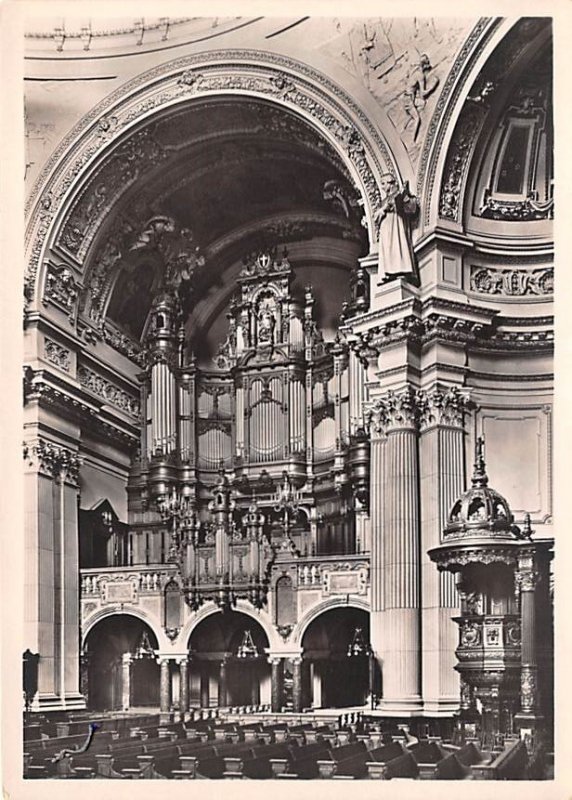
[188, 610, 271, 708]
[83, 614, 160, 711]
[302, 606, 371, 709]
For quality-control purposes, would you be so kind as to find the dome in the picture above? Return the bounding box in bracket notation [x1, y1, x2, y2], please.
[444, 437, 519, 541]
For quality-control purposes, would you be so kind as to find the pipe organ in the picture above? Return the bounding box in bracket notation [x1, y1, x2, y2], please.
[128, 247, 371, 610]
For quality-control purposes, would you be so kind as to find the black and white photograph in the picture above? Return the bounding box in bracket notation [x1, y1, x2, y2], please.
[2, 3, 570, 796]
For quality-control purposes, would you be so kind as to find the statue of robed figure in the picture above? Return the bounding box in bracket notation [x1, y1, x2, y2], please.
[374, 174, 418, 283]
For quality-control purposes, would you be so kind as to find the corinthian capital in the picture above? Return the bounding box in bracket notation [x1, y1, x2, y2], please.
[418, 386, 470, 431]
[366, 386, 420, 434]
[23, 439, 81, 484]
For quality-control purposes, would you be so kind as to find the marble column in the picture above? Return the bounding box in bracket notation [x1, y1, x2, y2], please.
[121, 653, 132, 711]
[419, 387, 468, 714]
[218, 658, 228, 707]
[200, 664, 210, 708]
[292, 658, 303, 713]
[270, 657, 284, 712]
[514, 547, 549, 733]
[159, 658, 171, 714]
[368, 388, 421, 712]
[80, 652, 90, 709]
[178, 658, 189, 714]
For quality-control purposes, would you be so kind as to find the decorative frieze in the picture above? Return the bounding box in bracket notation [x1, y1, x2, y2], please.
[102, 322, 146, 367]
[470, 266, 553, 297]
[42, 264, 79, 322]
[78, 365, 140, 419]
[44, 338, 71, 372]
[23, 439, 81, 483]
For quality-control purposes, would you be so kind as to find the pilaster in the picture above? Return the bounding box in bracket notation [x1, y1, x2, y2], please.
[24, 438, 85, 711]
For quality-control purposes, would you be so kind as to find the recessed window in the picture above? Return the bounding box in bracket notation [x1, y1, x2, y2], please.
[495, 124, 531, 195]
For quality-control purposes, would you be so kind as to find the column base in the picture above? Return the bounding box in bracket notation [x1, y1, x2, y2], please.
[30, 693, 86, 712]
[422, 699, 459, 716]
[376, 697, 424, 716]
[159, 712, 175, 725]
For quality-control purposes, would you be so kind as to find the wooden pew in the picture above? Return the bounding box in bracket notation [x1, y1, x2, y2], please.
[315, 741, 368, 779]
[471, 740, 528, 780]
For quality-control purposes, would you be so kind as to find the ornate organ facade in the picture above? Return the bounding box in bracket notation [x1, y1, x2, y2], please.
[127, 247, 369, 617]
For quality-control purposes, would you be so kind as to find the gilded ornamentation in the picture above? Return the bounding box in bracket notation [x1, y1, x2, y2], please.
[42, 264, 79, 322]
[44, 338, 71, 372]
[78, 365, 140, 419]
[81, 217, 135, 326]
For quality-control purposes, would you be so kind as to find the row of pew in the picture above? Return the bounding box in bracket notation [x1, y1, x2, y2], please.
[23, 713, 531, 780]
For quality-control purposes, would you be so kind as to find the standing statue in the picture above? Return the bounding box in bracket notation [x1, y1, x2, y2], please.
[374, 174, 418, 284]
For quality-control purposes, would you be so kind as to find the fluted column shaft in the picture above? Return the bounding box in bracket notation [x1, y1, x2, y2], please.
[383, 425, 420, 706]
[419, 387, 468, 713]
[368, 388, 421, 712]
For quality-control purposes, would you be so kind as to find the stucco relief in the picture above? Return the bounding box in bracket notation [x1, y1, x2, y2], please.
[319, 17, 475, 163]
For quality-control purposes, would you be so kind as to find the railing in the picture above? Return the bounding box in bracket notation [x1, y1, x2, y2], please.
[81, 565, 177, 596]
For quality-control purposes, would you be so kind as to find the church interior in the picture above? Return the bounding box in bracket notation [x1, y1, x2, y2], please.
[19, 15, 554, 781]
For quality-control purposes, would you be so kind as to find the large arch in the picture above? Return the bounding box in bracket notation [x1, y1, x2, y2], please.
[25, 49, 410, 316]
